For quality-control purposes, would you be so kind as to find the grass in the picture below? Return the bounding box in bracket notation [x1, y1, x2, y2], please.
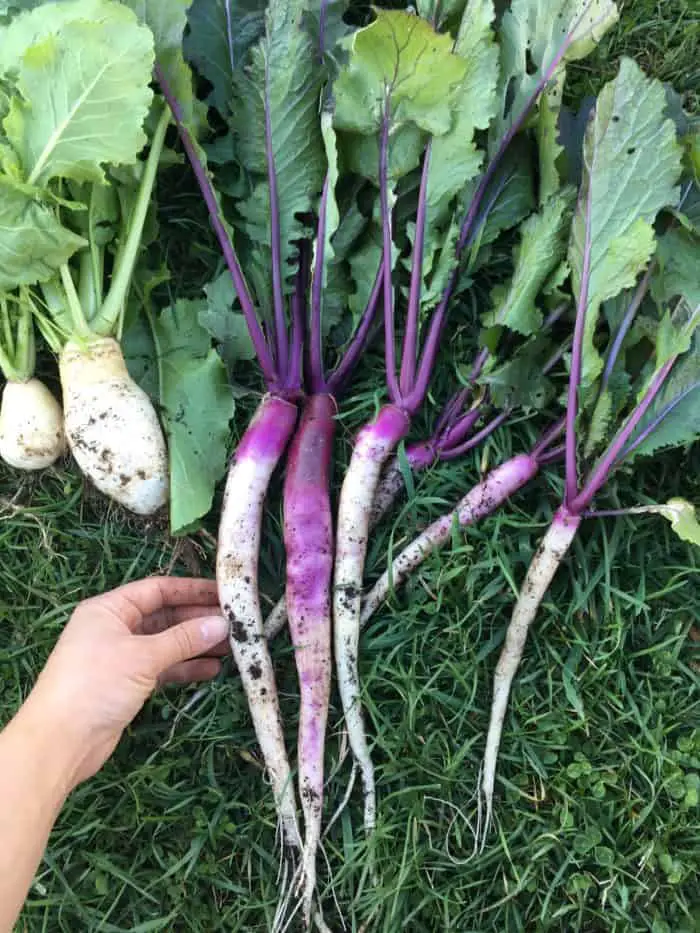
[2, 3, 700, 932]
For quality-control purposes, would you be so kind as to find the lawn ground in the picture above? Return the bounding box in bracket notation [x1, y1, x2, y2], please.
[1, 2, 698, 931]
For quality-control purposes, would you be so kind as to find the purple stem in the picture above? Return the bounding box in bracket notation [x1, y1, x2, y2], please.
[397, 30, 571, 413]
[583, 507, 641, 519]
[405, 273, 453, 412]
[326, 261, 384, 395]
[531, 416, 566, 460]
[440, 410, 510, 461]
[542, 301, 568, 332]
[599, 266, 653, 393]
[456, 36, 577, 255]
[263, 63, 289, 381]
[572, 356, 678, 512]
[309, 175, 330, 392]
[437, 406, 482, 452]
[618, 380, 700, 462]
[400, 144, 432, 396]
[406, 162, 512, 412]
[379, 103, 399, 403]
[288, 243, 307, 392]
[470, 347, 491, 382]
[155, 65, 277, 386]
[433, 386, 471, 437]
[537, 443, 566, 466]
[565, 174, 594, 506]
[542, 340, 569, 377]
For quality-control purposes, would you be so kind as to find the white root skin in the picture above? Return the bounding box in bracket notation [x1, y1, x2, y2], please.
[333, 405, 409, 833]
[218, 397, 302, 853]
[0, 379, 66, 470]
[479, 506, 581, 845]
[361, 455, 540, 626]
[60, 339, 168, 515]
[263, 594, 288, 641]
[368, 456, 405, 527]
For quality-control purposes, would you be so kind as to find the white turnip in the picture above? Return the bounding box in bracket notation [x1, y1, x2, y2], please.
[0, 378, 66, 470]
[60, 338, 168, 515]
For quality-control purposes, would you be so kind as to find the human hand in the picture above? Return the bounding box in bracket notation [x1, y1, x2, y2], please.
[22, 577, 229, 790]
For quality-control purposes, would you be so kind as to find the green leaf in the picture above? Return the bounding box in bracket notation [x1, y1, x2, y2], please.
[2, 5, 154, 186]
[0, 0, 123, 71]
[463, 135, 536, 269]
[339, 122, 424, 185]
[653, 225, 700, 309]
[0, 177, 85, 289]
[418, 214, 461, 312]
[537, 70, 565, 203]
[67, 180, 119, 247]
[479, 334, 557, 410]
[625, 332, 700, 462]
[655, 498, 700, 547]
[347, 231, 382, 319]
[482, 189, 573, 335]
[231, 0, 326, 303]
[311, 111, 346, 336]
[494, 0, 618, 145]
[333, 10, 467, 136]
[614, 499, 700, 549]
[184, 0, 265, 115]
[557, 95, 596, 188]
[654, 306, 693, 369]
[410, 0, 499, 305]
[122, 0, 202, 130]
[154, 299, 235, 534]
[568, 58, 683, 390]
[198, 270, 256, 367]
[425, 0, 499, 227]
[584, 367, 631, 457]
[121, 310, 158, 398]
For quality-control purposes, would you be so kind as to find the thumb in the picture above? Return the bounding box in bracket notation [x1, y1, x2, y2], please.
[148, 615, 229, 674]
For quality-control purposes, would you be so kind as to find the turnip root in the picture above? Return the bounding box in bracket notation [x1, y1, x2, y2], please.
[361, 454, 541, 626]
[218, 395, 302, 852]
[283, 393, 335, 923]
[333, 404, 410, 831]
[59, 338, 168, 516]
[479, 506, 580, 842]
[0, 378, 66, 470]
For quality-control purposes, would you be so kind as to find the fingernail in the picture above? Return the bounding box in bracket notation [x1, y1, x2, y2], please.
[200, 615, 229, 642]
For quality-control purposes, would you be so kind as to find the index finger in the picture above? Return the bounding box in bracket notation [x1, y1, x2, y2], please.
[98, 576, 220, 631]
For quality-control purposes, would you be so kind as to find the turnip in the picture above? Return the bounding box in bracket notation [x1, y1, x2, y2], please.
[476, 59, 698, 844]
[0, 379, 65, 471]
[0, 1, 170, 513]
[0, 293, 65, 471]
[361, 422, 566, 625]
[157, 68, 305, 860]
[161, 35, 384, 916]
[158, 1, 375, 904]
[328, 0, 616, 831]
[59, 338, 167, 515]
